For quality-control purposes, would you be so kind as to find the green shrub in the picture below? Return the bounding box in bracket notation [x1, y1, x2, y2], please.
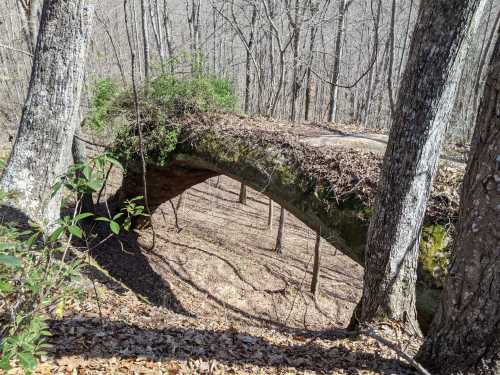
[86, 79, 121, 132]
[150, 74, 237, 115]
[110, 72, 236, 167]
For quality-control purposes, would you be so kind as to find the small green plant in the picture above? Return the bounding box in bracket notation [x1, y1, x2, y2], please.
[86, 79, 121, 132]
[0, 216, 85, 374]
[0, 153, 147, 374]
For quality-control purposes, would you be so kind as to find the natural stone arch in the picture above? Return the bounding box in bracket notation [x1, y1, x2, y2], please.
[113, 113, 461, 328]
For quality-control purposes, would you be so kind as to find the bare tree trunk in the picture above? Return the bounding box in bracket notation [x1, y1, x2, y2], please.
[417, 27, 500, 373]
[239, 183, 247, 204]
[140, 0, 150, 82]
[275, 206, 286, 254]
[0, 0, 94, 229]
[267, 197, 273, 229]
[327, 0, 347, 123]
[351, 0, 486, 333]
[362, 0, 382, 127]
[289, 0, 303, 123]
[396, 0, 415, 84]
[386, 0, 397, 118]
[310, 229, 321, 297]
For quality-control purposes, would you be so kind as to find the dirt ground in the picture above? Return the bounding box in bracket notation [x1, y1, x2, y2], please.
[3, 175, 423, 375]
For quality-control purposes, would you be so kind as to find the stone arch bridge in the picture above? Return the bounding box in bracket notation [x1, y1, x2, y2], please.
[114, 112, 462, 326]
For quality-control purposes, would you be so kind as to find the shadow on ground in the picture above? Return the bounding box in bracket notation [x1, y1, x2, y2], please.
[48, 317, 414, 374]
[75, 217, 193, 317]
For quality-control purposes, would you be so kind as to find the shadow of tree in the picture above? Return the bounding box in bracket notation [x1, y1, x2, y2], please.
[74, 212, 193, 318]
[48, 317, 415, 374]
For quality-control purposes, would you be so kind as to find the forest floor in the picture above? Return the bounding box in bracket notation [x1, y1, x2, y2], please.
[0, 118, 470, 375]
[4, 175, 423, 375]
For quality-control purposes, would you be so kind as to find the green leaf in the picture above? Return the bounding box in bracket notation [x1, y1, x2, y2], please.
[74, 212, 94, 222]
[109, 221, 120, 235]
[123, 218, 131, 232]
[86, 179, 103, 192]
[48, 227, 65, 243]
[0, 254, 21, 268]
[18, 352, 37, 370]
[95, 217, 111, 223]
[112, 212, 124, 221]
[51, 181, 63, 198]
[106, 156, 123, 170]
[82, 165, 92, 180]
[67, 225, 83, 239]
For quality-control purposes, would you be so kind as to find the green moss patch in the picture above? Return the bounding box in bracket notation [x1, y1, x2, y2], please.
[419, 224, 451, 288]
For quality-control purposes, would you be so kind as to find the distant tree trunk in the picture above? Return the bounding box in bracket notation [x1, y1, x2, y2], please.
[0, 0, 94, 229]
[362, 0, 382, 127]
[310, 229, 321, 297]
[239, 183, 247, 204]
[304, 1, 318, 122]
[417, 27, 500, 373]
[150, 0, 165, 71]
[244, 5, 257, 113]
[396, 0, 415, 85]
[327, 0, 347, 123]
[351, 0, 486, 333]
[290, 0, 303, 123]
[386, 0, 397, 118]
[140, 0, 150, 82]
[267, 197, 273, 228]
[275, 206, 286, 254]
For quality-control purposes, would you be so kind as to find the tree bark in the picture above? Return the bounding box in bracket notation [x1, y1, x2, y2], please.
[0, 0, 94, 230]
[275, 206, 286, 254]
[417, 25, 500, 374]
[239, 183, 247, 204]
[310, 229, 321, 296]
[267, 197, 273, 229]
[352, 0, 486, 333]
[327, 0, 347, 123]
[140, 0, 150, 82]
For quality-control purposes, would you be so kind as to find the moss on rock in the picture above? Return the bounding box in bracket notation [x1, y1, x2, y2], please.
[419, 224, 451, 288]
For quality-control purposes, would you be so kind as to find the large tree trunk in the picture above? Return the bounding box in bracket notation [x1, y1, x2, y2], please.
[0, 0, 94, 230]
[417, 26, 500, 375]
[352, 0, 486, 333]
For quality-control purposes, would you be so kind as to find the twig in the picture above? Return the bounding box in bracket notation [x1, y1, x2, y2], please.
[74, 134, 110, 148]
